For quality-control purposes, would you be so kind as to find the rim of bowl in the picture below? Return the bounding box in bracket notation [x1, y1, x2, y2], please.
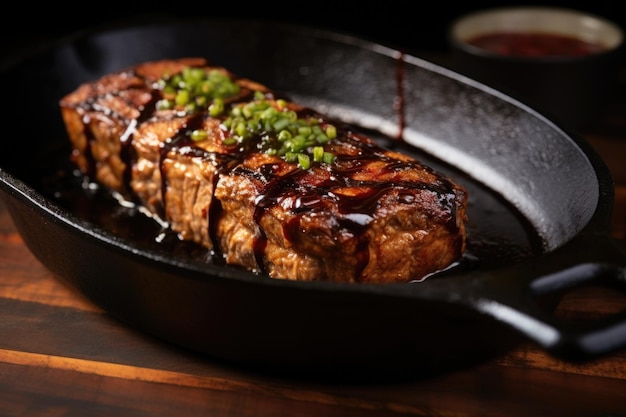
[449, 6, 624, 57]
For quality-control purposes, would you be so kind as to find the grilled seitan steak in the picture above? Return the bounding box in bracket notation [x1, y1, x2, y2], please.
[59, 58, 468, 283]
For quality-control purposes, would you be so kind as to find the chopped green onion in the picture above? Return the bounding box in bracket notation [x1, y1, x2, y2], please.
[273, 117, 290, 131]
[325, 125, 337, 139]
[297, 153, 310, 169]
[277, 130, 292, 141]
[156, 99, 172, 110]
[221, 97, 339, 169]
[190, 129, 208, 141]
[208, 98, 224, 117]
[313, 146, 324, 162]
[157, 67, 241, 114]
[284, 152, 298, 163]
[322, 151, 336, 164]
[175, 90, 190, 106]
[158, 66, 339, 169]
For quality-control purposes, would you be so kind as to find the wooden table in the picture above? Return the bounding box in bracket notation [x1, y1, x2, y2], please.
[1, 50, 626, 417]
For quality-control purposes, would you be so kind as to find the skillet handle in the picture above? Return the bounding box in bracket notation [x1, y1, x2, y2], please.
[472, 232, 626, 362]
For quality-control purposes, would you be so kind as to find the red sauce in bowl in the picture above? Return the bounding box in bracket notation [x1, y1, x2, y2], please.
[466, 32, 607, 57]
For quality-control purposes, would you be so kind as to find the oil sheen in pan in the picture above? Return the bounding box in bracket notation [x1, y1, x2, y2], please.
[41, 128, 544, 281]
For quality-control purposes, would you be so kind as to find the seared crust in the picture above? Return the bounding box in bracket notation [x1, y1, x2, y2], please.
[59, 58, 468, 283]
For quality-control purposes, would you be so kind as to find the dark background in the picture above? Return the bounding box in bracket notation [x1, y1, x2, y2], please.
[4, 1, 624, 57]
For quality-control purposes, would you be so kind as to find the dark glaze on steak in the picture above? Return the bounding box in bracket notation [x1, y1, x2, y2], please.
[59, 58, 468, 283]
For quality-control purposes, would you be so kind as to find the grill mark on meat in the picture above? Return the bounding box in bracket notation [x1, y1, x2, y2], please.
[118, 93, 160, 195]
[158, 112, 206, 214]
[208, 171, 226, 260]
[79, 113, 97, 179]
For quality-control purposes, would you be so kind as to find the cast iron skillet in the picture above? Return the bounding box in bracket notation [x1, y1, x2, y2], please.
[1, 17, 625, 381]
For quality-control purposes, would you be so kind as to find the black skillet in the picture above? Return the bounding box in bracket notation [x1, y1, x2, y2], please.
[1, 17, 625, 381]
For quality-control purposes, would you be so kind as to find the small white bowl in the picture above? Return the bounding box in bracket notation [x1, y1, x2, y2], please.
[448, 6, 624, 130]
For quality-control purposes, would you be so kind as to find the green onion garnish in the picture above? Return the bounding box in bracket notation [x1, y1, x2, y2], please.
[221, 98, 338, 168]
[157, 66, 338, 169]
[157, 68, 240, 116]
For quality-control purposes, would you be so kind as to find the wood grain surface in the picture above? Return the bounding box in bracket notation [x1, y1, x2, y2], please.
[0, 50, 625, 417]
